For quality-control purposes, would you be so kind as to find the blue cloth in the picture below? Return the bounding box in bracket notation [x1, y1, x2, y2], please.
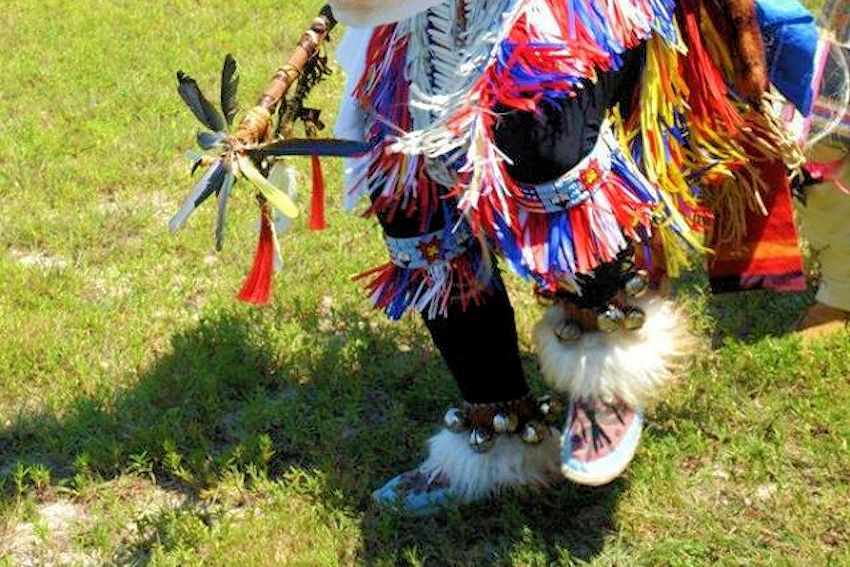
[757, 0, 820, 116]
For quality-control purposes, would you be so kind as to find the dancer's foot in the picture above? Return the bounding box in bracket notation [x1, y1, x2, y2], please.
[372, 416, 561, 516]
[372, 468, 454, 516]
[561, 398, 642, 486]
[793, 302, 849, 338]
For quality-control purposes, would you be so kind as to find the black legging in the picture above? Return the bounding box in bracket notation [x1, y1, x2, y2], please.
[372, 46, 646, 404]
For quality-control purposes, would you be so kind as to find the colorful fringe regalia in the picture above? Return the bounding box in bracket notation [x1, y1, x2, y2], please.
[327, 1, 811, 500]
[341, 0, 805, 318]
[167, 0, 818, 511]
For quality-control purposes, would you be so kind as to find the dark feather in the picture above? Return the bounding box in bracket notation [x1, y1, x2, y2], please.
[169, 160, 226, 233]
[186, 150, 204, 176]
[215, 171, 236, 251]
[250, 138, 374, 159]
[177, 71, 226, 132]
[220, 55, 240, 127]
[197, 131, 226, 150]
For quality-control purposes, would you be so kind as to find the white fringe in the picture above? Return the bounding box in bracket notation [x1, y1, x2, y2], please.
[532, 295, 696, 407]
[420, 427, 561, 503]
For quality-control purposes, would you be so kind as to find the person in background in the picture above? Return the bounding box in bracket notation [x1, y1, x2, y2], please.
[794, 0, 850, 337]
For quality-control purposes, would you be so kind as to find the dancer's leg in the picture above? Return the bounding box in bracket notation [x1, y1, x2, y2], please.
[369, 201, 559, 514]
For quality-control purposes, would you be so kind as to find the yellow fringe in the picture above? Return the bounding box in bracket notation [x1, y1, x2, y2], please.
[622, 16, 805, 269]
[657, 222, 694, 278]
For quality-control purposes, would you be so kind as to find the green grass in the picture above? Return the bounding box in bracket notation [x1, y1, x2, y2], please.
[1, 1, 847, 565]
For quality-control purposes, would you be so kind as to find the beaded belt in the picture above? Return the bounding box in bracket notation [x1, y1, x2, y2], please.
[513, 124, 619, 214]
[384, 223, 475, 270]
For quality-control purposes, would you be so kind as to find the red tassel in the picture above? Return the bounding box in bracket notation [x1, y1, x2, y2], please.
[309, 155, 327, 231]
[237, 205, 275, 305]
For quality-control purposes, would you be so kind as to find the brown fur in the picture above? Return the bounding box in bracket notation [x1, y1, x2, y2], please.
[711, 0, 769, 101]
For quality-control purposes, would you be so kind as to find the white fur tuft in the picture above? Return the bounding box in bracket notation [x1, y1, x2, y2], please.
[532, 296, 696, 407]
[419, 428, 561, 503]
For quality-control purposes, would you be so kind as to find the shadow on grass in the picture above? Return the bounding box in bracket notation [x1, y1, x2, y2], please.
[0, 306, 621, 565]
[673, 269, 814, 346]
[706, 289, 813, 346]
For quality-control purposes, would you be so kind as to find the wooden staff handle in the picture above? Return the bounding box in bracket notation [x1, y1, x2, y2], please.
[234, 4, 337, 145]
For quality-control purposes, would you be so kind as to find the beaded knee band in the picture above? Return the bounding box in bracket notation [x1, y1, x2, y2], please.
[358, 220, 487, 320]
[443, 394, 563, 453]
[384, 223, 474, 270]
[513, 124, 617, 214]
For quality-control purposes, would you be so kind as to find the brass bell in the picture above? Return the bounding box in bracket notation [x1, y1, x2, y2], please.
[444, 407, 468, 433]
[521, 421, 547, 445]
[555, 320, 583, 343]
[623, 306, 647, 331]
[537, 395, 564, 423]
[469, 426, 495, 453]
[492, 412, 519, 434]
[624, 270, 650, 298]
[596, 306, 625, 333]
[537, 395, 554, 415]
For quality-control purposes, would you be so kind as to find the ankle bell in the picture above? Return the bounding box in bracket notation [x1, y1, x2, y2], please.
[442, 394, 564, 454]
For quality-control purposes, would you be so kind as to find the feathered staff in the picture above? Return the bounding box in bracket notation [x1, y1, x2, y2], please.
[171, 5, 369, 304]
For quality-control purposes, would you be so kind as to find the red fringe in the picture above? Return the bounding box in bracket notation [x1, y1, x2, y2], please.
[237, 205, 275, 306]
[309, 155, 327, 231]
[353, 255, 486, 319]
[678, 0, 742, 134]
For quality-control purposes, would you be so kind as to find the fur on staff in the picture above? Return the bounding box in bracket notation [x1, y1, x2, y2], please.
[237, 204, 277, 305]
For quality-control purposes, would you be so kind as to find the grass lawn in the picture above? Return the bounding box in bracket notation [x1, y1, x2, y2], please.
[1, 0, 847, 565]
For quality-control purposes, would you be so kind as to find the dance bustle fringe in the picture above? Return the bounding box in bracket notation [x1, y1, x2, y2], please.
[353, 25, 441, 228]
[356, 0, 677, 226]
[353, 0, 802, 294]
[446, 0, 679, 238]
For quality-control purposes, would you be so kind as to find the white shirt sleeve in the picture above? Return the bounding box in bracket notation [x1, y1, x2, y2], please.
[334, 27, 371, 142]
[328, 0, 442, 27]
[334, 27, 375, 209]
